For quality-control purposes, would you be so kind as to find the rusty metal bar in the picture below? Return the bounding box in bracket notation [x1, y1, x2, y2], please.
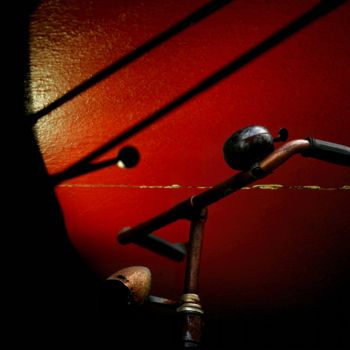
[180, 312, 203, 348]
[117, 139, 310, 245]
[177, 207, 208, 348]
[184, 208, 208, 293]
[260, 139, 310, 173]
[118, 202, 192, 244]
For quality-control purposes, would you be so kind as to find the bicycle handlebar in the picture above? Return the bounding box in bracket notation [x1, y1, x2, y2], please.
[302, 138, 350, 167]
[118, 138, 350, 244]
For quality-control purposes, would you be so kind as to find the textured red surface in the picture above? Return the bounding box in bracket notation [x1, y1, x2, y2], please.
[30, 0, 350, 313]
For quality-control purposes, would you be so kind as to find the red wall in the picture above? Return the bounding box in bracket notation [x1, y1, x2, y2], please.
[30, 0, 350, 319]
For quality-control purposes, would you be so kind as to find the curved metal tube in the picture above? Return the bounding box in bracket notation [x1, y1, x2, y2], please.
[260, 139, 310, 173]
[118, 139, 311, 244]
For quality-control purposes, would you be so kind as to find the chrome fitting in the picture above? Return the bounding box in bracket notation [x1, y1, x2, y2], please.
[176, 293, 204, 315]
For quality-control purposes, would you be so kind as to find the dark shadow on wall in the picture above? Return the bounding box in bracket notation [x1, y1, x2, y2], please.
[9, 3, 212, 347]
[49, 0, 347, 185]
[29, 0, 234, 125]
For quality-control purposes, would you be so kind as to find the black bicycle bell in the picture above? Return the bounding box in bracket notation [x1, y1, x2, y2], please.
[223, 125, 275, 171]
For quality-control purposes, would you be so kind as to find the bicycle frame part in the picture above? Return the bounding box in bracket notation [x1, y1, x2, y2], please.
[105, 266, 152, 306]
[177, 208, 207, 347]
[118, 139, 310, 244]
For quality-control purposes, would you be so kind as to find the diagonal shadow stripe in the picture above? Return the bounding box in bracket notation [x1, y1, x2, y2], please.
[29, 0, 233, 125]
[51, 0, 347, 185]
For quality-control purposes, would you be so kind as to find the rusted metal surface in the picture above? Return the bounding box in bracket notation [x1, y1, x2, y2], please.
[107, 266, 151, 305]
[177, 208, 207, 348]
[184, 208, 208, 293]
[260, 139, 310, 173]
[117, 201, 192, 244]
[117, 139, 311, 245]
[181, 313, 203, 348]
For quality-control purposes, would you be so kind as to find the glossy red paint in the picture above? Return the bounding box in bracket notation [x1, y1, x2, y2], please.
[30, 0, 350, 313]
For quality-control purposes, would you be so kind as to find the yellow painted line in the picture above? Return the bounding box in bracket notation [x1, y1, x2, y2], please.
[58, 183, 350, 190]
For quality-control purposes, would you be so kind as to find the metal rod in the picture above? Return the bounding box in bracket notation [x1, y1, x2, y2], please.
[118, 202, 192, 244]
[178, 207, 208, 348]
[30, 0, 233, 125]
[147, 295, 178, 307]
[184, 208, 208, 293]
[117, 139, 310, 244]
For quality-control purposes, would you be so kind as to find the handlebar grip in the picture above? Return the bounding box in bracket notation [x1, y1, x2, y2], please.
[302, 138, 350, 167]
